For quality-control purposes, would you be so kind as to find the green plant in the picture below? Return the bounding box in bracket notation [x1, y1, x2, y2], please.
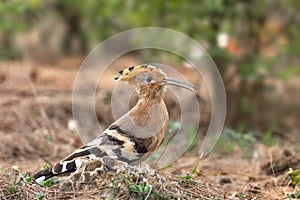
[167, 121, 181, 135]
[262, 129, 277, 147]
[159, 121, 181, 147]
[43, 163, 51, 169]
[178, 167, 197, 181]
[287, 168, 300, 188]
[178, 167, 198, 188]
[44, 134, 53, 142]
[187, 127, 197, 151]
[213, 128, 257, 159]
[36, 193, 45, 200]
[36, 179, 53, 187]
[9, 167, 34, 194]
[213, 135, 236, 154]
[7, 167, 49, 199]
[288, 191, 300, 199]
[125, 174, 171, 200]
[165, 122, 197, 152]
[128, 181, 153, 199]
[286, 168, 300, 199]
[108, 169, 122, 200]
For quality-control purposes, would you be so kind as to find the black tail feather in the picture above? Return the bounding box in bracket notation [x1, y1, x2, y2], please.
[34, 160, 78, 182]
[33, 167, 56, 181]
[33, 143, 107, 182]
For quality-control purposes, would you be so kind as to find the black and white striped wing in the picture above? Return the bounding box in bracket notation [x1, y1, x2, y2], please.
[33, 124, 147, 181]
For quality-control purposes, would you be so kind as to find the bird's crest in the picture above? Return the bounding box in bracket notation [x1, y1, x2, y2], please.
[114, 64, 163, 81]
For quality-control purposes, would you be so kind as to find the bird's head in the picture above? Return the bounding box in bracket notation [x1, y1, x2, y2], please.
[114, 64, 197, 93]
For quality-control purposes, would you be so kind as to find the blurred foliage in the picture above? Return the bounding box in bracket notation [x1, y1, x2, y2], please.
[0, 0, 41, 32]
[213, 128, 257, 158]
[213, 127, 285, 158]
[0, 0, 300, 130]
[0, 0, 41, 57]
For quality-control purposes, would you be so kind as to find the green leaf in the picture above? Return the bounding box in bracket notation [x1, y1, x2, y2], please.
[137, 184, 144, 192]
[191, 166, 198, 175]
[24, 174, 33, 184]
[44, 134, 53, 141]
[287, 169, 300, 187]
[43, 163, 51, 169]
[36, 193, 45, 200]
[128, 185, 140, 193]
[290, 194, 296, 198]
[162, 163, 173, 169]
[9, 185, 16, 193]
[144, 185, 152, 193]
[262, 130, 277, 147]
[178, 173, 195, 180]
[37, 179, 53, 187]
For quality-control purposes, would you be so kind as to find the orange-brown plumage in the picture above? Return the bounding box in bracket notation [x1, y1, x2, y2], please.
[34, 64, 197, 181]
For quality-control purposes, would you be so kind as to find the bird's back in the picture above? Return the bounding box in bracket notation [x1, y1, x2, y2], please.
[34, 102, 168, 182]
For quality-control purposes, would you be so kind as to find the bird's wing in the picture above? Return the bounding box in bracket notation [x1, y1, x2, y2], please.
[33, 116, 144, 181]
[112, 104, 168, 151]
[34, 107, 167, 182]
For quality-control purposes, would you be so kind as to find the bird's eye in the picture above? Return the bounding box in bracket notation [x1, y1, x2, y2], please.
[146, 76, 152, 83]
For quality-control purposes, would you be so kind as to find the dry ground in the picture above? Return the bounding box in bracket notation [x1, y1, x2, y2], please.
[0, 58, 299, 199]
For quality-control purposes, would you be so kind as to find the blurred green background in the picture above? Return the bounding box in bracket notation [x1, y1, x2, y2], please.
[1, 0, 300, 134]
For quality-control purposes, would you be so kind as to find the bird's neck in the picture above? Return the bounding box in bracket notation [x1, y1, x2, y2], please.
[136, 84, 164, 107]
[129, 84, 168, 137]
[129, 84, 166, 121]
[132, 84, 168, 151]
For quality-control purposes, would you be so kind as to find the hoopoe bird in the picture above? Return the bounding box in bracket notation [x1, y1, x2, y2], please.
[34, 64, 197, 181]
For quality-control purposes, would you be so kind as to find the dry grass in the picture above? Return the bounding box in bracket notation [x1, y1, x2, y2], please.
[0, 159, 296, 200]
[0, 60, 299, 200]
[0, 168, 224, 200]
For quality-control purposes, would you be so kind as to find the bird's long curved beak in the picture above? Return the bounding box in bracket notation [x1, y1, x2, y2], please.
[162, 77, 197, 93]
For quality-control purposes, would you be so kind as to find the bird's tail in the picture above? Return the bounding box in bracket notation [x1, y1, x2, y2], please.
[33, 167, 56, 181]
[33, 160, 78, 182]
[33, 147, 92, 182]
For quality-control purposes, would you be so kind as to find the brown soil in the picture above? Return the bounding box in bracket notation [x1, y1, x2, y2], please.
[0, 58, 299, 199]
